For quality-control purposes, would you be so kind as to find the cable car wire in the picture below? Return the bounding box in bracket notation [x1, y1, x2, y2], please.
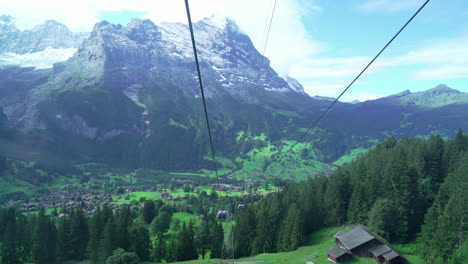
[267, 0, 431, 174]
[184, 0, 220, 185]
[250, 0, 278, 100]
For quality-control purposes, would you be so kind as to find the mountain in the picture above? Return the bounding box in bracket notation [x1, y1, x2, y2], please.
[380, 84, 468, 108]
[0, 15, 88, 69]
[0, 16, 467, 175]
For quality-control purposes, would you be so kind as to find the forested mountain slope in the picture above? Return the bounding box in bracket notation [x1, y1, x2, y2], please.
[233, 130, 468, 263]
[0, 16, 467, 175]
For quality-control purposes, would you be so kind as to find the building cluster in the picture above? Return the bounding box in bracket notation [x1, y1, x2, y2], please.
[327, 224, 407, 264]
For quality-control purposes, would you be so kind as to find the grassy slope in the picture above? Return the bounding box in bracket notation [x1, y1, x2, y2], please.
[166, 227, 423, 264]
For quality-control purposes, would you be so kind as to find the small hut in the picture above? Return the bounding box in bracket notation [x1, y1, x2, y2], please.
[237, 203, 245, 210]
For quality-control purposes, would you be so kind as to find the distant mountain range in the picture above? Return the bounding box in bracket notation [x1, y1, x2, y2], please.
[0, 15, 467, 173]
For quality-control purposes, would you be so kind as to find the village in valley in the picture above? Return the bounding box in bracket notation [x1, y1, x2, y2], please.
[1, 173, 280, 217]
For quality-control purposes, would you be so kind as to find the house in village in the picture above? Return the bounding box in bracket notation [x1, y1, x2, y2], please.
[327, 225, 406, 264]
[160, 191, 170, 200]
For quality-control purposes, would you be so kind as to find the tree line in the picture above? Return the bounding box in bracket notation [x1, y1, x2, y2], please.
[0, 192, 228, 264]
[233, 129, 467, 263]
[0, 130, 466, 263]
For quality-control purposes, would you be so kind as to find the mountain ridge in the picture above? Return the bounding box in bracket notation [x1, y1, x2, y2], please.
[0, 16, 467, 174]
[379, 84, 468, 108]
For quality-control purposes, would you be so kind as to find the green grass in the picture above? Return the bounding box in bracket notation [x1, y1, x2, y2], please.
[332, 147, 369, 167]
[172, 212, 200, 226]
[156, 227, 423, 264]
[169, 172, 205, 176]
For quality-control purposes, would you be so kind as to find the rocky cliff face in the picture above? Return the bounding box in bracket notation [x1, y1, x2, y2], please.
[53, 15, 305, 99]
[1, 15, 467, 170]
[0, 15, 88, 54]
[0, 15, 308, 134]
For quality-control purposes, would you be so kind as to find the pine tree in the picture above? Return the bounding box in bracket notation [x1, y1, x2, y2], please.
[129, 223, 152, 262]
[234, 207, 256, 257]
[368, 199, 398, 241]
[165, 240, 178, 263]
[57, 217, 72, 262]
[32, 208, 57, 264]
[175, 223, 197, 261]
[347, 182, 370, 224]
[70, 208, 88, 260]
[143, 201, 157, 224]
[323, 169, 351, 226]
[151, 235, 166, 262]
[194, 219, 210, 259]
[100, 217, 117, 263]
[88, 208, 102, 263]
[210, 221, 224, 259]
[1, 221, 21, 264]
[150, 212, 171, 237]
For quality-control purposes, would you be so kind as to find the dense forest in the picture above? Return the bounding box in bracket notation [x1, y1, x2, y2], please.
[0, 131, 466, 263]
[233, 129, 467, 263]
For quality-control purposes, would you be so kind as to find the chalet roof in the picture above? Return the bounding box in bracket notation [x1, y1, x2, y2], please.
[336, 226, 375, 250]
[383, 250, 400, 261]
[327, 246, 348, 258]
[333, 231, 345, 238]
[370, 244, 392, 257]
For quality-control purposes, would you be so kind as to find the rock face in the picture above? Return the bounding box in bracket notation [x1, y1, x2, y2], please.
[1, 15, 467, 171]
[0, 15, 309, 134]
[61, 15, 303, 98]
[0, 15, 88, 54]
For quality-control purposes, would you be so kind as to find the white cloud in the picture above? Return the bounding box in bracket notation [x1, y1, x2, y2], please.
[357, 0, 425, 13]
[289, 57, 370, 79]
[0, 0, 99, 31]
[289, 34, 468, 99]
[342, 92, 384, 102]
[376, 35, 468, 79]
[411, 66, 468, 80]
[302, 83, 345, 96]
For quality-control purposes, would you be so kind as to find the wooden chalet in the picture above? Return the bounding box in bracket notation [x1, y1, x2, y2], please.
[327, 246, 351, 263]
[370, 244, 406, 264]
[160, 191, 170, 199]
[334, 225, 381, 257]
[327, 225, 407, 264]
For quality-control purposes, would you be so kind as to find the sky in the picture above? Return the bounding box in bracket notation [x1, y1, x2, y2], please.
[1, 0, 467, 101]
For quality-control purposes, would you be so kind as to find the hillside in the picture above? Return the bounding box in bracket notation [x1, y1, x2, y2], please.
[0, 132, 465, 264]
[0, 16, 467, 177]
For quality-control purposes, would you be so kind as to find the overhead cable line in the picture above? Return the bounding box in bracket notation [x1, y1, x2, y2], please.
[267, 0, 431, 173]
[250, 0, 278, 100]
[184, 0, 220, 185]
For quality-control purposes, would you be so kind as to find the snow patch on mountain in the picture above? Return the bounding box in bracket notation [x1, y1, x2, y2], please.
[0, 47, 77, 69]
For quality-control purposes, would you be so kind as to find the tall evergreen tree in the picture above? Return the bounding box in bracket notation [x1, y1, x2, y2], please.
[31, 208, 57, 264]
[70, 208, 88, 260]
[165, 240, 178, 263]
[115, 205, 131, 251]
[194, 219, 211, 259]
[233, 207, 256, 257]
[175, 223, 197, 261]
[1, 221, 21, 264]
[88, 206, 104, 264]
[210, 221, 224, 259]
[151, 235, 166, 262]
[57, 217, 72, 262]
[129, 223, 152, 262]
[143, 201, 157, 224]
[100, 216, 117, 263]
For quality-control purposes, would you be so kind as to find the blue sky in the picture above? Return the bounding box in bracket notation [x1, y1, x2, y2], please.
[292, 0, 468, 101]
[2, 0, 467, 101]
